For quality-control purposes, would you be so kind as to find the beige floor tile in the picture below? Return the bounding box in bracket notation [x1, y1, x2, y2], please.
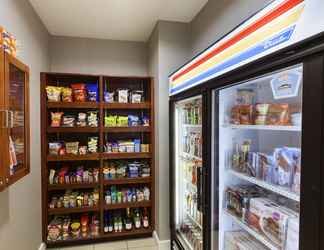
[94, 241, 127, 250]
[61, 245, 93, 250]
[128, 247, 158, 250]
[127, 237, 157, 248]
[158, 244, 170, 250]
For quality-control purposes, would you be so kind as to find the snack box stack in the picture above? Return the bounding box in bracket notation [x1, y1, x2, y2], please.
[0, 26, 17, 57]
[224, 231, 269, 250]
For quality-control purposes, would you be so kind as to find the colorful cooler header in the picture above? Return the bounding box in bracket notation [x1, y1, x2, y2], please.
[169, 0, 324, 96]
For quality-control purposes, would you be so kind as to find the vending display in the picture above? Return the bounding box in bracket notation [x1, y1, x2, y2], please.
[214, 65, 302, 250]
[174, 96, 204, 250]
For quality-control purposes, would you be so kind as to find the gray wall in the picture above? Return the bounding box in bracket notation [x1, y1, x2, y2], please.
[190, 0, 270, 56]
[50, 36, 148, 76]
[148, 21, 191, 241]
[0, 0, 50, 250]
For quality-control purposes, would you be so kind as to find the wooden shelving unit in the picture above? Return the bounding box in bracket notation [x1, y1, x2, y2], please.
[41, 73, 155, 248]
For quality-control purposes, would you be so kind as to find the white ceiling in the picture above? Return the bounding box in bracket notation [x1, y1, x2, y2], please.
[29, 0, 208, 42]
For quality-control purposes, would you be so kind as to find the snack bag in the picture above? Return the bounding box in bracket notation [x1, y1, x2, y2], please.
[62, 87, 73, 102]
[104, 91, 115, 103]
[71, 83, 87, 102]
[239, 105, 253, 125]
[46, 86, 62, 102]
[51, 112, 63, 127]
[87, 83, 98, 102]
[117, 116, 128, 127]
[131, 90, 143, 103]
[128, 115, 140, 127]
[105, 115, 117, 127]
[117, 89, 129, 103]
[87, 111, 98, 127]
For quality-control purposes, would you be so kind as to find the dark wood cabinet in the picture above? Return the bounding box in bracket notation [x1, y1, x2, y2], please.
[0, 51, 30, 191]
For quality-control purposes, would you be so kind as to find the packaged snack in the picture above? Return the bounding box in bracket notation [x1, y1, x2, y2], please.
[230, 106, 240, 125]
[131, 90, 143, 103]
[77, 113, 87, 127]
[46, 86, 62, 102]
[141, 144, 150, 153]
[104, 91, 115, 103]
[49, 142, 62, 156]
[273, 147, 299, 188]
[266, 104, 290, 125]
[87, 111, 98, 127]
[62, 87, 73, 102]
[79, 146, 88, 155]
[88, 137, 98, 153]
[51, 112, 63, 127]
[255, 103, 269, 125]
[87, 83, 98, 102]
[71, 221, 81, 238]
[47, 217, 63, 241]
[117, 89, 129, 103]
[125, 141, 135, 153]
[65, 142, 79, 155]
[128, 115, 140, 127]
[239, 105, 253, 125]
[141, 164, 150, 177]
[105, 115, 117, 127]
[236, 88, 255, 105]
[128, 163, 140, 178]
[134, 139, 141, 153]
[117, 116, 128, 127]
[142, 116, 150, 126]
[71, 83, 87, 102]
[62, 115, 75, 127]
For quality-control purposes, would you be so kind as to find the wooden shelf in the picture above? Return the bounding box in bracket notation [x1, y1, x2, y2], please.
[101, 227, 154, 238]
[103, 177, 152, 185]
[102, 152, 151, 159]
[104, 126, 151, 133]
[42, 73, 155, 247]
[47, 154, 100, 162]
[48, 206, 99, 215]
[103, 102, 150, 109]
[47, 102, 99, 109]
[48, 183, 99, 191]
[104, 201, 152, 210]
[47, 127, 99, 133]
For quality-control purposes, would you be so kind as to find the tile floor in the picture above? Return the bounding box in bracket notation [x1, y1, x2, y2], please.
[51, 237, 170, 250]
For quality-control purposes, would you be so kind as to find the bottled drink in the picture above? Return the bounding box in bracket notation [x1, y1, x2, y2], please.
[125, 208, 133, 231]
[143, 208, 149, 228]
[104, 212, 109, 233]
[133, 209, 141, 229]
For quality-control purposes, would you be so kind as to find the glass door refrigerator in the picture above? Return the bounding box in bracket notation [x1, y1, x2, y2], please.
[170, 95, 206, 250]
[211, 63, 321, 250]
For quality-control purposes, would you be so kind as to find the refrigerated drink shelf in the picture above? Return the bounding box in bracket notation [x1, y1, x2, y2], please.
[182, 152, 202, 161]
[184, 178, 197, 190]
[178, 231, 194, 250]
[186, 211, 202, 230]
[183, 124, 202, 129]
[228, 169, 300, 202]
[223, 124, 301, 132]
[224, 210, 280, 250]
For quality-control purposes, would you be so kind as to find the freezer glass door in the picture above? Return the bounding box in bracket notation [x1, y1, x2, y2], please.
[213, 65, 302, 250]
[174, 95, 204, 250]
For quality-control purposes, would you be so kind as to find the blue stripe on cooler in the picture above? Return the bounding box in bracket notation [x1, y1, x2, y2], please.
[170, 25, 296, 95]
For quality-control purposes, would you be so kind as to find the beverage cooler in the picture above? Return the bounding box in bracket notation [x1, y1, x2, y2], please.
[170, 94, 207, 250]
[211, 62, 322, 250]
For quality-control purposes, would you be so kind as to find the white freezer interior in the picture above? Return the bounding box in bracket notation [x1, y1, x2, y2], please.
[213, 65, 302, 250]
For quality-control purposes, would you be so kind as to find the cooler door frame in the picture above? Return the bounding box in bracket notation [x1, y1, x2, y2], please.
[209, 54, 324, 250]
[169, 88, 211, 250]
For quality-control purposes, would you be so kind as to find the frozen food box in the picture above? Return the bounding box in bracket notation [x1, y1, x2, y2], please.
[224, 231, 269, 250]
[247, 197, 295, 248]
